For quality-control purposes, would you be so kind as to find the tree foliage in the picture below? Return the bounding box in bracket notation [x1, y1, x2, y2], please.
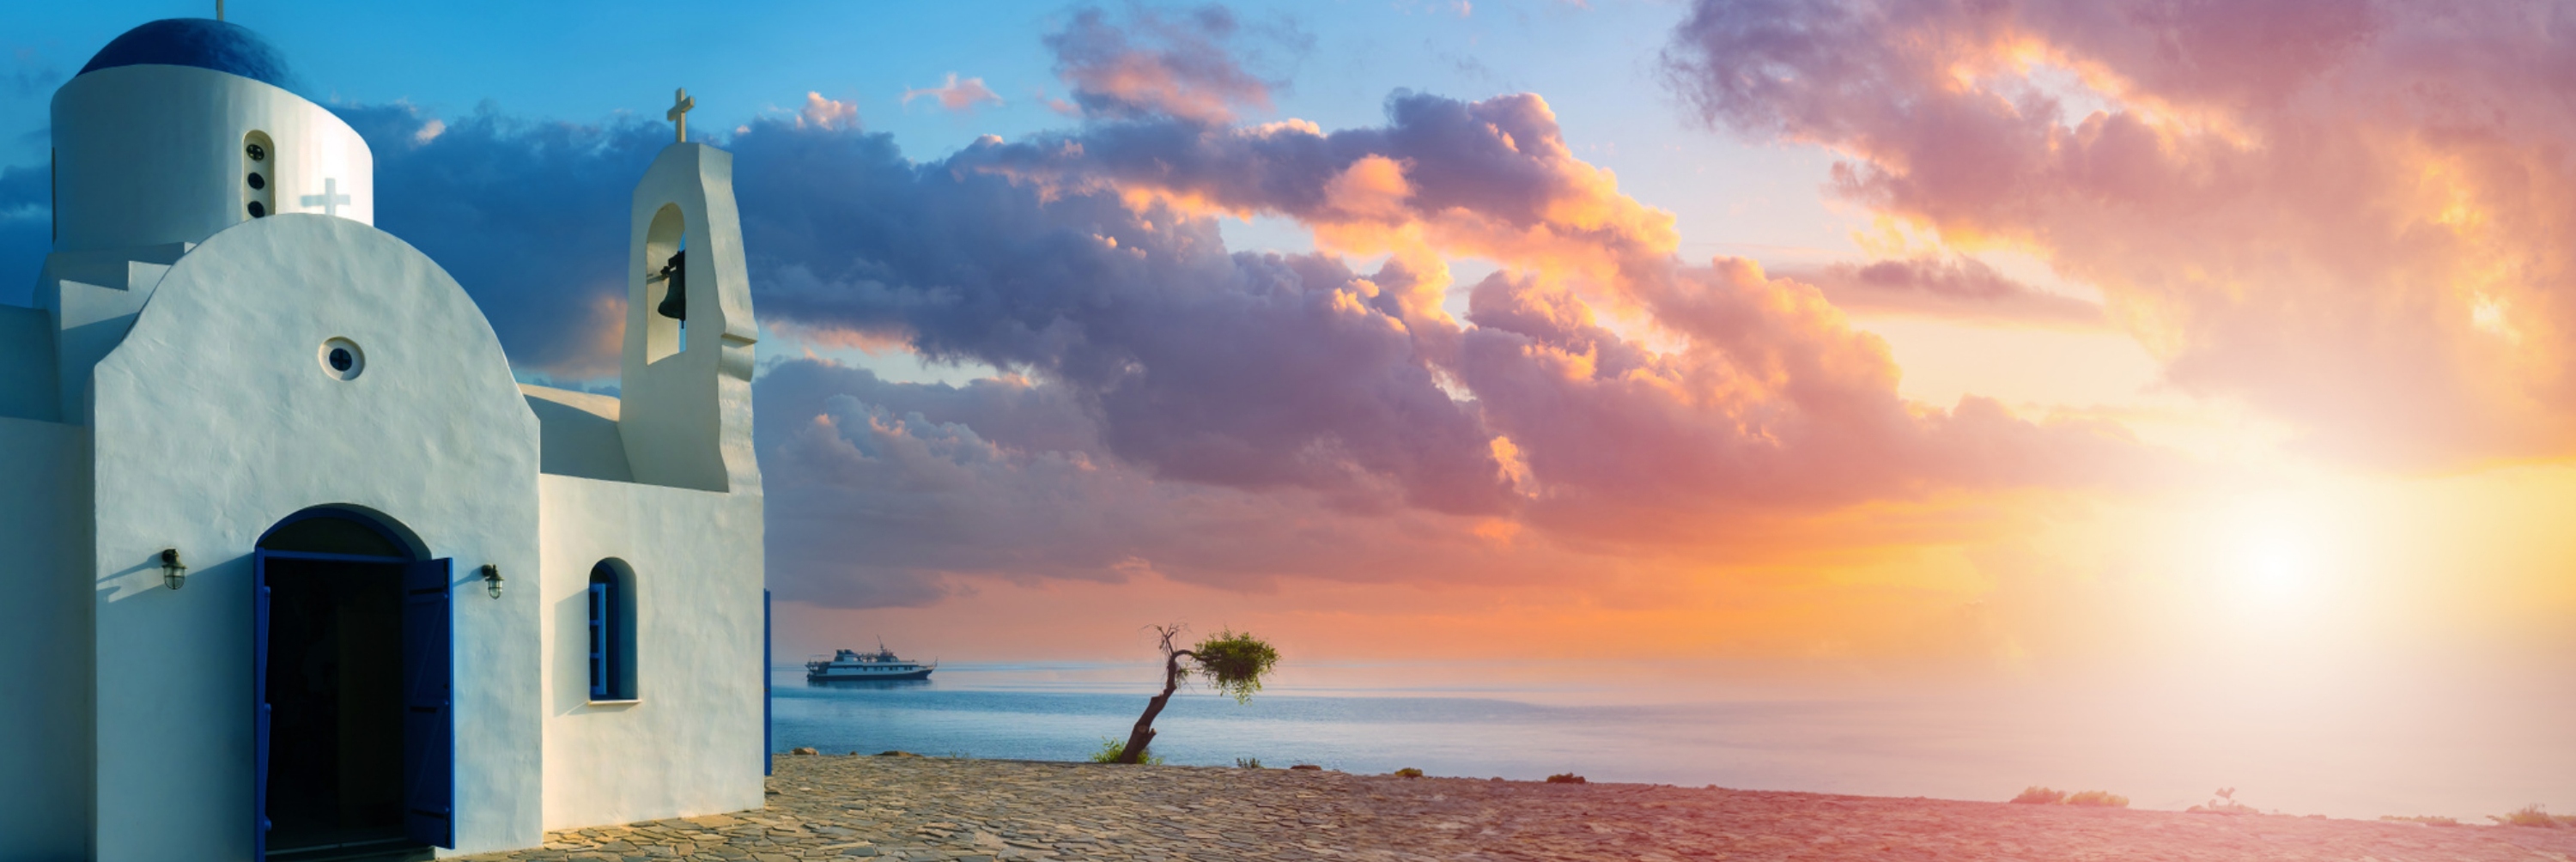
[1186, 628, 1279, 703]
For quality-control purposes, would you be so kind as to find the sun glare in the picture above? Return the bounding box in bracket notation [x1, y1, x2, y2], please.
[2242, 534, 2312, 604]
[2214, 491, 2340, 616]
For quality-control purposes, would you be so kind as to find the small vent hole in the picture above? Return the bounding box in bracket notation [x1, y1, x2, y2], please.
[318, 337, 365, 380]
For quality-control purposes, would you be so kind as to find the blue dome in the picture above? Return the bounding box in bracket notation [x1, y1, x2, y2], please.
[77, 18, 298, 92]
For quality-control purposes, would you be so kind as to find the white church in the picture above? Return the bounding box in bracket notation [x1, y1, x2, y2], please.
[0, 18, 770, 862]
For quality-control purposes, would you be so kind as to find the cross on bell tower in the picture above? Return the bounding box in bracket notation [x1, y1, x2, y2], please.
[666, 88, 695, 143]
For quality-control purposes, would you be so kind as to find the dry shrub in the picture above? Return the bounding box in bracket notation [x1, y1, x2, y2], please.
[2011, 786, 2066, 804]
[1089, 738, 1163, 765]
[2189, 787, 2260, 816]
[1392, 768, 1425, 779]
[2066, 791, 2129, 808]
[2380, 815, 2463, 827]
[2490, 804, 2563, 828]
[1546, 773, 1587, 784]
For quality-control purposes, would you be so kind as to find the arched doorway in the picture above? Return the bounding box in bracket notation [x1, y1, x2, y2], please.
[253, 507, 451, 862]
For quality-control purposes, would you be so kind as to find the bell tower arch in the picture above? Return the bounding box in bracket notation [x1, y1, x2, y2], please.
[618, 141, 757, 494]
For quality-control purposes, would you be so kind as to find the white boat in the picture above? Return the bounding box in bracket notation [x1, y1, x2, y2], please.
[805, 640, 934, 682]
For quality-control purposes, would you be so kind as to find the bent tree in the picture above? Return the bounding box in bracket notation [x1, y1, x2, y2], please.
[1115, 625, 1279, 765]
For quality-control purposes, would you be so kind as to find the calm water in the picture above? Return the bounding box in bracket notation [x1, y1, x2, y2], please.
[769, 660, 2576, 822]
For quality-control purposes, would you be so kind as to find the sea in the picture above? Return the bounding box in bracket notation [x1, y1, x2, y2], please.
[769, 659, 2576, 822]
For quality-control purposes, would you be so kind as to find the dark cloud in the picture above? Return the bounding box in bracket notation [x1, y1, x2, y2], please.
[0, 162, 46, 307]
[725, 117, 1515, 517]
[754, 359, 1571, 609]
[968, 90, 1673, 258]
[1786, 256, 2105, 329]
[339, 103, 669, 379]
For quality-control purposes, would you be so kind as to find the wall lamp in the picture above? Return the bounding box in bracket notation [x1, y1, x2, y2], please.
[161, 549, 187, 591]
[481, 564, 504, 599]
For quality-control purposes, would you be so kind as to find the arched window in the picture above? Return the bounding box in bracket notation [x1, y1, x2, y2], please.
[241, 131, 275, 221]
[642, 204, 687, 363]
[587, 561, 637, 701]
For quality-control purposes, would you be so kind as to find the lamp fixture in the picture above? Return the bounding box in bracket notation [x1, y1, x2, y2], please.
[482, 564, 504, 599]
[160, 549, 187, 591]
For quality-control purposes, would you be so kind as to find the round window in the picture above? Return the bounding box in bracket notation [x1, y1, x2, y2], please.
[319, 337, 365, 380]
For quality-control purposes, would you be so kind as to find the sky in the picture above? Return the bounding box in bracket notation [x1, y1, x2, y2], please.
[9, 0, 2576, 703]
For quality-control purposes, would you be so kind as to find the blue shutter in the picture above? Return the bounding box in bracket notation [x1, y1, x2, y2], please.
[401, 558, 455, 848]
[252, 550, 274, 859]
[588, 582, 607, 698]
[762, 590, 772, 776]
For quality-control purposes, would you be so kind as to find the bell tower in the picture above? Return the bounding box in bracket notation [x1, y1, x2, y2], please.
[617, 117, 758, 494]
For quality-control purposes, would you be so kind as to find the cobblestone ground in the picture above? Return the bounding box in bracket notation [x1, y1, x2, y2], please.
[459, 754, 2576, 861]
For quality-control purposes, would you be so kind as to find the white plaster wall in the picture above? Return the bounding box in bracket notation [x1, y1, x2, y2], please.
[536, 474, 764, 829]
[522, 384, 633, 483]
[39, 243, 187, 423]
[52, 64, 372, 253]
[0, 416, 93, 862]
[534, 138, 768, 833]
[88, 215, 539, 860]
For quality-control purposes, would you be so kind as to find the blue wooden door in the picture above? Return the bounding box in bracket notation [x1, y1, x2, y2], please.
[253, 550, 274, 859]
[401, 558, 455, 848]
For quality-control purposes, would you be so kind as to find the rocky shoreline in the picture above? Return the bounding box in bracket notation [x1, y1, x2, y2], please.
[460, 755, 2576, 861]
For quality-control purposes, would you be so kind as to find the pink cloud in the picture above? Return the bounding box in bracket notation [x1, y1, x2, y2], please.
[1043, 4, 1302, 124]
[1663, 0, 2576, 466]
[797, 92, 858, 130]
[901, 74, 1003, 113]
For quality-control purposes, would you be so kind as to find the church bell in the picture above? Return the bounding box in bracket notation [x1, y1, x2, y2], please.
[653, 250, 687, 320]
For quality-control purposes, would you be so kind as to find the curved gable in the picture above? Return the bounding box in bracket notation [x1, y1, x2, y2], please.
[91, 212, 538, 566]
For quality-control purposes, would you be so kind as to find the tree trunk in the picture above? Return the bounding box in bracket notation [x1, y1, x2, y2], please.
[1116, 650, 1194, 764]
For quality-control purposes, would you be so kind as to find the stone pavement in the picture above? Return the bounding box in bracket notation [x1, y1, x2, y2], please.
[459, 754, 2576, 861]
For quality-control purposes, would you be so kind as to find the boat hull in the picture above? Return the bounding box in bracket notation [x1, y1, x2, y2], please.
[805, 667, 933, 682]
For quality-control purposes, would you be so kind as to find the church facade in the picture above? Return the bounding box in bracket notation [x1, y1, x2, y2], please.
[0, 19, 768, 862]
